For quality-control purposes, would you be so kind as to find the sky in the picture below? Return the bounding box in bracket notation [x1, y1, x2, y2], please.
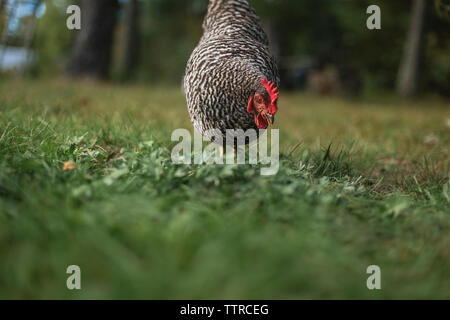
[3, 0, 47, 33]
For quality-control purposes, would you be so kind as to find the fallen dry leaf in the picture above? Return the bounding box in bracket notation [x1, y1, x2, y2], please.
[62, 161, 77, 171]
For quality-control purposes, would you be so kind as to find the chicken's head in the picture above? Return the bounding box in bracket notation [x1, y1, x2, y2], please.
[247, 78, 279, 129]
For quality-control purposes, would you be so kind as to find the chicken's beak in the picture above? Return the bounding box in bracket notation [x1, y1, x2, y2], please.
[265, 113, 275, 126]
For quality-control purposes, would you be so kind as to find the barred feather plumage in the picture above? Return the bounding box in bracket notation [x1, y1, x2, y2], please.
[184, 0, 280, 144]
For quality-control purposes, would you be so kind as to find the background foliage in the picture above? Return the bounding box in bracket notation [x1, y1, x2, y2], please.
[4, 0, 446, 96]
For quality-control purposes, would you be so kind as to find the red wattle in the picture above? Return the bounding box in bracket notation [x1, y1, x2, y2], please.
[255, 114, 268, 129]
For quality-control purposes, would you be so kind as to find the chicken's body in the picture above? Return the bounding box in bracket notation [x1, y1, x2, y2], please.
[184, 0, 280, 146]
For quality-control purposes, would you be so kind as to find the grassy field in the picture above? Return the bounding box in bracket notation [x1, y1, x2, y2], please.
[0, 78, 449, 299]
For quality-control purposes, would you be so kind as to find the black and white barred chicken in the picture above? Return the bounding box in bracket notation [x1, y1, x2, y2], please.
[184, 0, 280, 147]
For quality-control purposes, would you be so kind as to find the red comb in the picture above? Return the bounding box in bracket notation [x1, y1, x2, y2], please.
[261, 78, 279, 114]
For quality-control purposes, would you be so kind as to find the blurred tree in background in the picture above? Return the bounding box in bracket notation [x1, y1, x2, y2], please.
[134, 0, 205, 84]
[116, 0, 139, 81]
[397, 0, 428, 98]
[0, 1, 6, 37]
[34, 0, 72, 75]
[65, 0, 119, 79]
[424, 0, 450, 96]
[1, 0, 449, 97]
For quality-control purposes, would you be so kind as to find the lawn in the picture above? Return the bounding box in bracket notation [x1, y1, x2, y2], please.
[0, 78, 449, 299]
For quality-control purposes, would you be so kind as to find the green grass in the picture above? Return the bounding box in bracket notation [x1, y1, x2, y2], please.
[0, 78, 449, 299]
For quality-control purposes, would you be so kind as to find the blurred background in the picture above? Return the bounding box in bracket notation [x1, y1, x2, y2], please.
[0, 0, 449, 99]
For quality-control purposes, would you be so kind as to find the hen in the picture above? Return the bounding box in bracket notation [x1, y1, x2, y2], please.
[184, 0, 280, 147]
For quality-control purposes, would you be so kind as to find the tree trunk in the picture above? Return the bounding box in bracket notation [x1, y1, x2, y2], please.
[66, 0, 119, 80]
[118, 0, 139, 80]
[0, 0, 5, 18]
[0, 0, 5, 19]
[0, 0, 5, 44]
[397, 0, 427, 98]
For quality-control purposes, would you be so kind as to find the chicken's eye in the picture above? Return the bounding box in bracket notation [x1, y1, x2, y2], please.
[254, 95, 264, 105]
